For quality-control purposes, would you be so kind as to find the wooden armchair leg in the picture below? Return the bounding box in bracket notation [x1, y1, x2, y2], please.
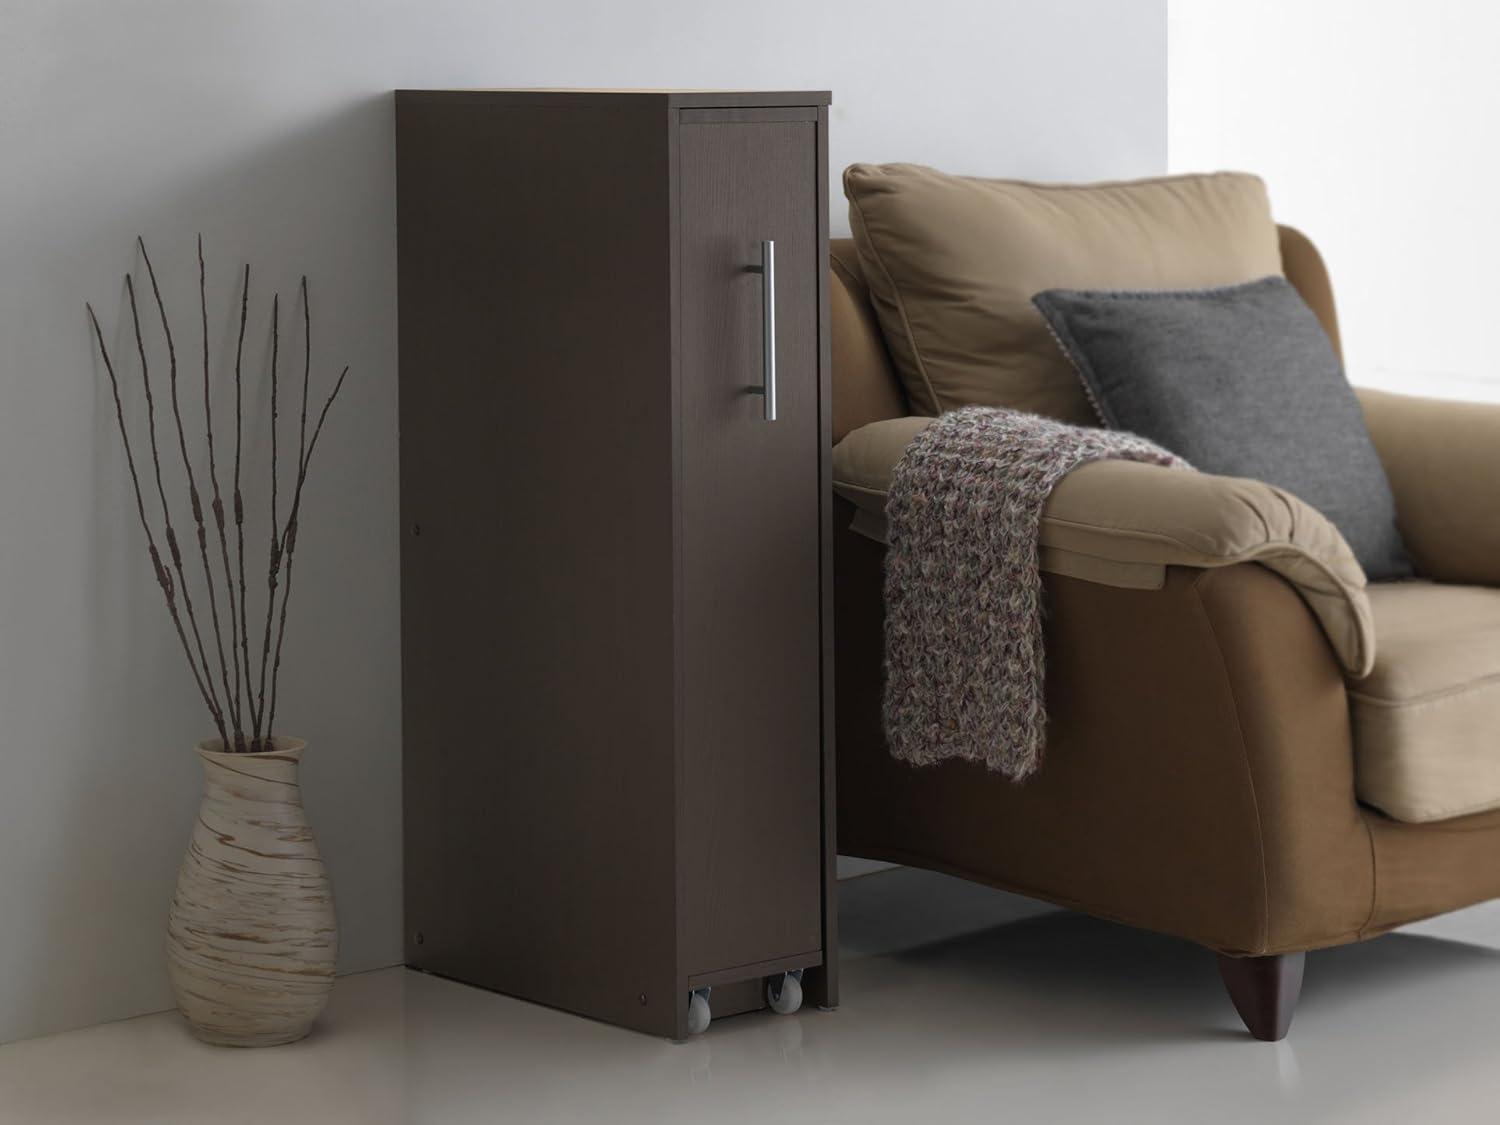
[1217, 951, 1306, 1041]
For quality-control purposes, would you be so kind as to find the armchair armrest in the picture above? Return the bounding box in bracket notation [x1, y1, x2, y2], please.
[833, 416, 1374, 676]
[1357, 389, 1500, 585]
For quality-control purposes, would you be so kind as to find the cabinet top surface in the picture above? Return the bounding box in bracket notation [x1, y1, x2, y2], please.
[394, 89, 832, 109]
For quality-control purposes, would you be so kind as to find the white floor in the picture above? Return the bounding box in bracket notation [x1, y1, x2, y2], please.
[4, 869, 1500, 1125]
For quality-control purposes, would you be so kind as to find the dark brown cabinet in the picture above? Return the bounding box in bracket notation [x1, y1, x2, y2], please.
[395, 89, 835, 1039]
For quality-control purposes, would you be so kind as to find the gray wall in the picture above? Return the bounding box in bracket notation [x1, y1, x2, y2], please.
[0, 0, 1166, 1044]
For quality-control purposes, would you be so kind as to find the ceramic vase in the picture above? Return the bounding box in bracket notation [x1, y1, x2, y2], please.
[166, 737, 337, 1046]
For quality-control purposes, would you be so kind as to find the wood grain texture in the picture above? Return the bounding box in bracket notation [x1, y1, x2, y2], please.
[806, 104, 839, 1012]
[677, 119, 824, 976]
[397, 93, 682, 1037]
[397, 90, 835, 1038]
[166, 739, 337, 1047]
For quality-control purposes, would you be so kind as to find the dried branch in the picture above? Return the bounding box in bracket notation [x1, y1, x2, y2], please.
[297, 278, 311, 478]
[125, 270, 226, 744]
[252, 294, 282, 742]
[140, 238, 241, 747]
[262, 280, 312, 739]
[232, 264, 256, 737]
[89, 303, 225, 741]
[197, 238, 247, 752]
[90, 242, 348, 751]
[266, 361, 349, 739]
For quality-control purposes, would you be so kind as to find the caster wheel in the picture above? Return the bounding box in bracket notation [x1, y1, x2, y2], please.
[686, 988, 712, 1035]
[766, 970, 803, 1016]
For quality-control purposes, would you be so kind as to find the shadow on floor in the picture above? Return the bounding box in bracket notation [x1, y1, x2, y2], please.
[825, 865, 1500, 1120]
[840, 865, 1500, 1039]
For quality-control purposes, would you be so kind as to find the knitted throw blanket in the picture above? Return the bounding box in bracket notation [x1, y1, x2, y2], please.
[884, 406, 1189, 780]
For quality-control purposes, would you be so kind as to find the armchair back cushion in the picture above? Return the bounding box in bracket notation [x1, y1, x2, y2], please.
[842, 165, 1282, 423]
[827, 227, 1345, 444]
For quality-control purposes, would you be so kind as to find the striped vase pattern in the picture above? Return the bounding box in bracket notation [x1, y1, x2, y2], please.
[167, 738, 338, 1046]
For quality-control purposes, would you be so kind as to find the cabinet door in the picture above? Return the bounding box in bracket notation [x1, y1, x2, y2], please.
[678, 115, 825, 976]
[678, 114, 828, 978]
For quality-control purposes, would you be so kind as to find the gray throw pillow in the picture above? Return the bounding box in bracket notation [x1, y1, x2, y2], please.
[1032, 276, 1412, 580]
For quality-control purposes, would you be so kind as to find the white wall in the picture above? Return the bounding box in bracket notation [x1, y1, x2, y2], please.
[0, 0, 1166, 1044]
[1169, 0, 1500, 403]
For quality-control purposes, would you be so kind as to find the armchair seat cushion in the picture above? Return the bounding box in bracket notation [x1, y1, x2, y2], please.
[1353, 582, 1500, 823]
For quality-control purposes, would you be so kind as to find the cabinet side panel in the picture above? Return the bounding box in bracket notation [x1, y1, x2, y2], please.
[397, 96, 678, 1036]
[809, 104, 839, 1011]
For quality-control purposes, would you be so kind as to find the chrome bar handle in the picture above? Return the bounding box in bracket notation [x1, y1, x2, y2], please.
[748, 239, 777, 422]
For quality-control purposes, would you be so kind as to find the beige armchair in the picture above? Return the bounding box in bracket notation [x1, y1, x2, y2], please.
[829, 227, 1500, 1040]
